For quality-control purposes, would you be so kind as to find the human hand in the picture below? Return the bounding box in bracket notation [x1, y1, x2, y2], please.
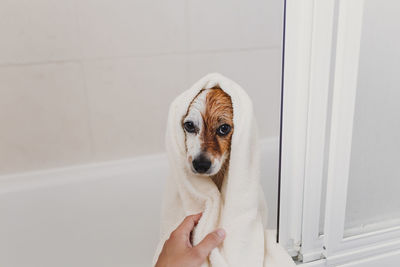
[155, 213, 226, 267]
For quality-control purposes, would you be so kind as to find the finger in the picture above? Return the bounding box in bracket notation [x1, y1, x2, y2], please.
[175, 213, 203, 235]
[194, 229, 225, 259]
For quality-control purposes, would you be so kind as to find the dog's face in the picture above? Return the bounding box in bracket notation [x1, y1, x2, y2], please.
[182, 87, 234, 176]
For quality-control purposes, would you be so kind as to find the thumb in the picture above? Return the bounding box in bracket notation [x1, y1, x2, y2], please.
[194, 229, 226, 259]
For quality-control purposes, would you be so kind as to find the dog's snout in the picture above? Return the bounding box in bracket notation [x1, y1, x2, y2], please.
[192, 155, 211, 174]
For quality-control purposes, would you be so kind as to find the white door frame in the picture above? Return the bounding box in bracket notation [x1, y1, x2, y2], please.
[279, 0, 400, 266]
[279, 0, 335, 261]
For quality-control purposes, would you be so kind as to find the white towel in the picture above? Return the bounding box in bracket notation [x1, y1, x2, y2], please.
[153, 73, 295, 267]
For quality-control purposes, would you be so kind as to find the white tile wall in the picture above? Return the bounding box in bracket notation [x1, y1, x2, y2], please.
[76, 0, 186, 59]
[83, 55, 187, 160]
[0, 0, 81, 64]
[187, 0, 283, 51]
[0, 0, 284, 174]
[0, 63, 92, 174]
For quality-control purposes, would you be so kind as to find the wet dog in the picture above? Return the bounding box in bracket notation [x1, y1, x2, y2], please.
[181, 86, 234, 190]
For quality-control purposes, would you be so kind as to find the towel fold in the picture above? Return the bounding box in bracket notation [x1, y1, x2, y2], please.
[153, 73, 295, 267]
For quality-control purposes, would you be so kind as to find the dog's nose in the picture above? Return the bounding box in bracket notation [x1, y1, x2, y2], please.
[192, 155, 211, 173]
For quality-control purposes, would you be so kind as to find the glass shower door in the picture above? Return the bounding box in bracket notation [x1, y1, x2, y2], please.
[278, 0, 400, 265]
[344, 0, 400, 237]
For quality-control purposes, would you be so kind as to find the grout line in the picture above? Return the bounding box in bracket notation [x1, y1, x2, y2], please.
[73, 0, 95, 160]
[184, 0, 190, 53]
[0, 45, 281, 68]
[185, 45, 281, 55]
[0, 59, 84, 68]
[184, 0, 190, 85]
[78, 61, 96, 160]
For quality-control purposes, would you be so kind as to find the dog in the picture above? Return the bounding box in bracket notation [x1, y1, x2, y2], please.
[181, 86, 234, 190]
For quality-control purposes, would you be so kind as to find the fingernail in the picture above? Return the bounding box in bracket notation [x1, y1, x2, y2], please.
[216, 229, 225, 238]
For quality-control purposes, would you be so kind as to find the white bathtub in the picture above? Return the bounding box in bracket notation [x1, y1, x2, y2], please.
[0, 137, 279, 267]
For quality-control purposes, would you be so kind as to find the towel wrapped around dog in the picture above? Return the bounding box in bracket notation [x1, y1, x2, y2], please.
[153, 73, 295, 267]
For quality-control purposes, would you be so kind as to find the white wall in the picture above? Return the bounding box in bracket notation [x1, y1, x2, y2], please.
[0, 0, 284, 175]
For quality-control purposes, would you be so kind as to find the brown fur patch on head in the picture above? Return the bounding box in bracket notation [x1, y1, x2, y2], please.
[204, 86, 234, 189]
[201, 86, 234, 157]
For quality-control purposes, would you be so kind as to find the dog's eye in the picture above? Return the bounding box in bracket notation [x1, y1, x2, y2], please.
[183, 121, 196, 133]
[217, 124, 231, 136]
